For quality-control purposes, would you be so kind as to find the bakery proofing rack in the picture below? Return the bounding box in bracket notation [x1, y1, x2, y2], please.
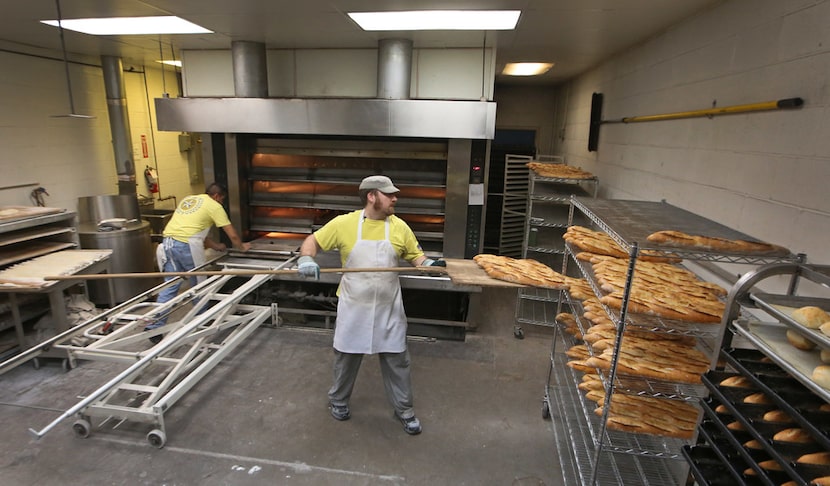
[516, 288, 564, 328]
[570, 197, 799, 265]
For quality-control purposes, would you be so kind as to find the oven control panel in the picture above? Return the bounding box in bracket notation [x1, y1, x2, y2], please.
[465, 140, 487, 258]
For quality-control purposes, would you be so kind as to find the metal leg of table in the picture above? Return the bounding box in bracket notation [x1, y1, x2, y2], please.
[8, 293, 26, 351]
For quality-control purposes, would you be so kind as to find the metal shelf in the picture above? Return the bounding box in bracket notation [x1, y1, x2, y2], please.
[570, 197, 798, 264]
[547, 340, 688, 485]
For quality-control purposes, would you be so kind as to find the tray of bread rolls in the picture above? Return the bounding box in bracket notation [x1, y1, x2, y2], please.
[750, 293, 830, 351]
[685, 417, 767, 486]
[701, 362, 830, 485]
[720, 348, 830, 451]
[731, 319, 830, 404]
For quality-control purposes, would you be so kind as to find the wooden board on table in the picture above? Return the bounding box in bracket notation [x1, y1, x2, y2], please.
[443, 258, 526, 288]
[0, 206, 65, 224]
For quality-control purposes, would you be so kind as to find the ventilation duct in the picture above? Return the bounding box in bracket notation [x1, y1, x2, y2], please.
[377, 39, 412, 100]
[232, 41, 268, 98]
[101, 56, 136, 195]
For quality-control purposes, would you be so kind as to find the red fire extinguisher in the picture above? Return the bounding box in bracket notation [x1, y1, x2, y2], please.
[144, 166, 159, 193]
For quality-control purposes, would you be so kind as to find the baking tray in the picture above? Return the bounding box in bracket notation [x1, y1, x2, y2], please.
[750, 293, 830, 350]
[683, 444, 745, 486]
[722, 348, 830, 451]
[731, 320, 830, 404]
[702, 372, 808, 485]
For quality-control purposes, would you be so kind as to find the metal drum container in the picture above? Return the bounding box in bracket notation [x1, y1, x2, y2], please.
[77, 195, 158, 305]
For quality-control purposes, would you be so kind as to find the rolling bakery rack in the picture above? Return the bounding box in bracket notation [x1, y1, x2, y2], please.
[515, 161, 598, 339]
[544, 197, 800, 485]
[686, 262, 830, 486]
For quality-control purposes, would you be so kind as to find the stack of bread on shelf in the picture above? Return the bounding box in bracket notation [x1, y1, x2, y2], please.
[560, 304, 706, 440]
[784, 305, 830, 390]
[646, 229, 790, 256]
[564, 225, 727, 324]
[526, 162, 595, 179]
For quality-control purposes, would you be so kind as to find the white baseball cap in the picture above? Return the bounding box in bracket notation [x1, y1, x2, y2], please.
[359, 175, 400, 193]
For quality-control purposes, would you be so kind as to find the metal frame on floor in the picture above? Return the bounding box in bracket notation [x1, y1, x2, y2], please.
[23, 266, 280, 448]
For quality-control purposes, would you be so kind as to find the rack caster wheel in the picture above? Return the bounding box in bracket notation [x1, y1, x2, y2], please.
[147, 429, 166, 448]
[513, 326, 524, 339]
[541, 400, 551, 419]
[72, 419, 91, 438]
[62, 358, 73, 372]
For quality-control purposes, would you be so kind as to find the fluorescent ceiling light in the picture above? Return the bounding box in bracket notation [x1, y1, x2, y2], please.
[41, 16, 212, 35]
[156, 60, 182, 67]
[502, 62, 554, 76]
[348, 10, 520, 31]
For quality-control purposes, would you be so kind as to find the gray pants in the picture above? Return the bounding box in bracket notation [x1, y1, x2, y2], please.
[328, 349, 415, 419]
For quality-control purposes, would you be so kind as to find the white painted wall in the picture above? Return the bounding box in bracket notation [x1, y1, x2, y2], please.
[493, 85, 558, 154]
[550, 0, 830, 268]
[0, 50, 197, 214]
[181, 47, 496, 101]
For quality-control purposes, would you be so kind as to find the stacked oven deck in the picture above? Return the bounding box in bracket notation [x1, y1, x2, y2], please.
[218, 135, 487, 339]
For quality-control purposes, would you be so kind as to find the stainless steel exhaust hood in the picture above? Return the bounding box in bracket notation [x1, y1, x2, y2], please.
[154, 97, 496, 139]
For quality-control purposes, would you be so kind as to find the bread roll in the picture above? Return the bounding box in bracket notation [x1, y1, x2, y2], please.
[787, 329, 817, 351]
[758, 459, 783, 471]
[797, 451, 830, 465]
[821, 322, 830, 337]
[743, 439, 764, 449]
[809, 477, 830, 486]
[719, 375, 753, 388]
[821, 403, 830, 412]
[822, 348, 830, 364]
[727, 421, 746, 431]
[715, 404, 731, 414]
[773, 427, 814, 443]
[793, 306, 830, 329]
[744, 392, 773, 404]
[812, 365, 830, 389]
[763, 409, 794, 423]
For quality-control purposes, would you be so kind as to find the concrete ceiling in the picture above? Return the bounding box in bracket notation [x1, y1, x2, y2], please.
[0, 0, 723, 86]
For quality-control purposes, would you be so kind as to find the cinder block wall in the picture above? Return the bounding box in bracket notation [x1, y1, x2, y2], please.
[0, 50, 194, 211]
[554, 0, 830, 267]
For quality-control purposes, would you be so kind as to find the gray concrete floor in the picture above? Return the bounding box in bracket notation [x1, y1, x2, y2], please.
[0, 287, 563, 485]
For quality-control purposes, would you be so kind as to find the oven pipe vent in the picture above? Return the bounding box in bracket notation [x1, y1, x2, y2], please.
[101, 56, 136, 195]
[377, 39, 412, 100]
[232, 41, 268, 98]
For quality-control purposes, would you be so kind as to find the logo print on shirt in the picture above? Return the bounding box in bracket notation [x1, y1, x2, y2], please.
[177, 196, 204, 214]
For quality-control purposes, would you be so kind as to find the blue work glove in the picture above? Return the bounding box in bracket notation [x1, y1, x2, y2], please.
[297, 256, 320, 280]
[422, 258, 447, 267]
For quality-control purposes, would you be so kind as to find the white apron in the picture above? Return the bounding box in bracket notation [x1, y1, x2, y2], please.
[155, 234, 208, 283]
[333, 211, 408, 354]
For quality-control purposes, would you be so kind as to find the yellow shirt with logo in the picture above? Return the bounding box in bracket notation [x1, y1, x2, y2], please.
[313, 210, 424, 266]
[163, 194, 231, 243]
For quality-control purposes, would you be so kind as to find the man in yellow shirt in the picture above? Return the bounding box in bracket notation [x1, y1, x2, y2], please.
[145, 183, 250, 338]
[297, 175, 445, 435]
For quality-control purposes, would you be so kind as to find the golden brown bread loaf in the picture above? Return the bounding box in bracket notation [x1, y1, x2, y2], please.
[797, 452, 830, 465]
[821, 322, 830, 337]
[812, 365, 830, 389]
[822, 348, 830, 364]
[793, 306, 830, 329]
[743, 392, 773, 404]
[773, 428, 815, 443]
[743, 439, 764, 449]
[808, 477, 830, 486]
[787, 329, 817, 351]
[762, 409, 794, 423]
[719, 375, 753, 388]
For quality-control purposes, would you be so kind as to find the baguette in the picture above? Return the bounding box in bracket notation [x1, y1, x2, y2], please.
[797, 452, 830, 465]
[773, 428, 814, 443]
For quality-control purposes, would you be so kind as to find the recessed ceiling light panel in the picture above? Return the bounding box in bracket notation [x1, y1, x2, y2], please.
[502, 62, 554, 76]
[348, 10, 520, 31]
[42, 16, 212, 35]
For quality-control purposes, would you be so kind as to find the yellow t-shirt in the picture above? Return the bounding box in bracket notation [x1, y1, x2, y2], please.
[313, 210, 424, 266]
[163, 194, 231, 243]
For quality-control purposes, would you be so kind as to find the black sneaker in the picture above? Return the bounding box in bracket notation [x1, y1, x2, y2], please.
[330, 403, 350, 421]
[397, 414, 422, 435]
